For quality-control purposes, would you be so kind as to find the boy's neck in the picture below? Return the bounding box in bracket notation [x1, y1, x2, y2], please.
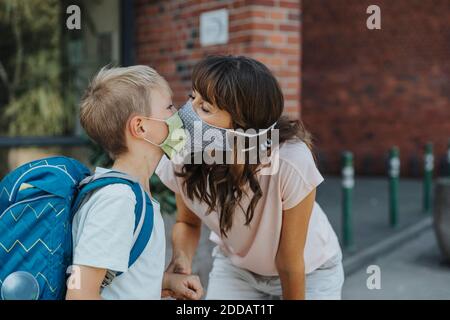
[111, 152, 163, 195]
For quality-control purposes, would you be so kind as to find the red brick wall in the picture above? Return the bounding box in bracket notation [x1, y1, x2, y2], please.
[134, 0, 302, 118]
[302, 0, 450, 176]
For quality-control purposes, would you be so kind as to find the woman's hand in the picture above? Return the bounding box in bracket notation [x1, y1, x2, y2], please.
[162, 250, 193, 297]
[162, 272, 204, 300]
[162, 254, 192, 298]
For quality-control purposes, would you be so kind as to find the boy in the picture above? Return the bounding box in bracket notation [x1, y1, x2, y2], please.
[66, 66, 202, 300]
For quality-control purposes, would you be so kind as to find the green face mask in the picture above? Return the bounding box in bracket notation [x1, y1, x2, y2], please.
[142, 112, 187, 159]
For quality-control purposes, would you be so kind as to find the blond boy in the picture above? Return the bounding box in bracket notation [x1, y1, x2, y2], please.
[66, 66, 202, 300]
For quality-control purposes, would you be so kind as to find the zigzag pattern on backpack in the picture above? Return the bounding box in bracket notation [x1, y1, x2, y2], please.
[0, 239, 62, 254]
[1, 200, 65, 221]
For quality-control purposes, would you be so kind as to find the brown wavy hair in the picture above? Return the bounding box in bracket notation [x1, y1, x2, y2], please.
[176, 55, 312, 236]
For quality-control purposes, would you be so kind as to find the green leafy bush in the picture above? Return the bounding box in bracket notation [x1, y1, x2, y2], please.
[0, 0, 73, 136]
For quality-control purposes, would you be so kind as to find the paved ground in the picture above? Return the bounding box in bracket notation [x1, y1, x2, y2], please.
[162, 175, 441, 298]
[342, 228, 450, 299]
[316, 176, 427, 258]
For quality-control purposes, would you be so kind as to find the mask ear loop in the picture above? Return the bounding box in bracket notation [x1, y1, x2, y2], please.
[140, 117, 169, 147]
[143, 137, 162, 147]
[230, 121, 278, 153]
[228, 121, 278, 138]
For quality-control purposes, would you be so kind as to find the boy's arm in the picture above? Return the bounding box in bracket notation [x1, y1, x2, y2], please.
[66, 265, 107, 300]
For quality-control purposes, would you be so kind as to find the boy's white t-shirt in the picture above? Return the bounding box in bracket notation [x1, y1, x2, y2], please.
[72, 167, 166, 300]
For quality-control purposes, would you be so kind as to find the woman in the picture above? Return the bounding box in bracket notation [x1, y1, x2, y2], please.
[157, 55, 344, 300]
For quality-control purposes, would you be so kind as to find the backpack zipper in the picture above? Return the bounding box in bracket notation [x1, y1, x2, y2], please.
[9, 165, 77, 202]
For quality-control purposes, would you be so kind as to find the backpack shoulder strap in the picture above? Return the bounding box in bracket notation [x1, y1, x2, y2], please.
[71, 171, 154, 270]
[126, 181, 154, 269]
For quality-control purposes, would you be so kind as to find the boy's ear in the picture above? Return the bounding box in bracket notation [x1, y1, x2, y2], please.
[128, 115, 146, 138]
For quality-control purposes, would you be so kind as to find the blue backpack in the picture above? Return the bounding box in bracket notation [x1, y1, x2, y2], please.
[0, 156, 154, 300]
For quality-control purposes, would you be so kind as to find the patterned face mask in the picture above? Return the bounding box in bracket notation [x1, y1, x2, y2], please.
[178, 99, 277, 153]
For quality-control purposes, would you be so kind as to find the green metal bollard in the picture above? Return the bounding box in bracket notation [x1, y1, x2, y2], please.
[388, 147, 400, 228]
[342, 152, 354, 249]
[423, 143, 434, 214]
[447, 139, 450, 177]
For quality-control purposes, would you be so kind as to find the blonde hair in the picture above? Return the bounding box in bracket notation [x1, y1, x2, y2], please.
[80, 65, 171, 159]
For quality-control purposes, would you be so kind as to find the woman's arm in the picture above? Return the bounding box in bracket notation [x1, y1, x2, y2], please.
[166, 194, 202, 274]
[276, 188, 316, 300]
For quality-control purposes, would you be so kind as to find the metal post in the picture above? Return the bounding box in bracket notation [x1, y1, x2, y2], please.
[423, 143, 434, 214]
[447, 139, 450, 177]
[342, 151, 354, 249]
[388, 147, 400, 228]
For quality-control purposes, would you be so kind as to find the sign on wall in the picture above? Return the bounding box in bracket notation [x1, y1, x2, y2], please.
[200, 9, 229, 47]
